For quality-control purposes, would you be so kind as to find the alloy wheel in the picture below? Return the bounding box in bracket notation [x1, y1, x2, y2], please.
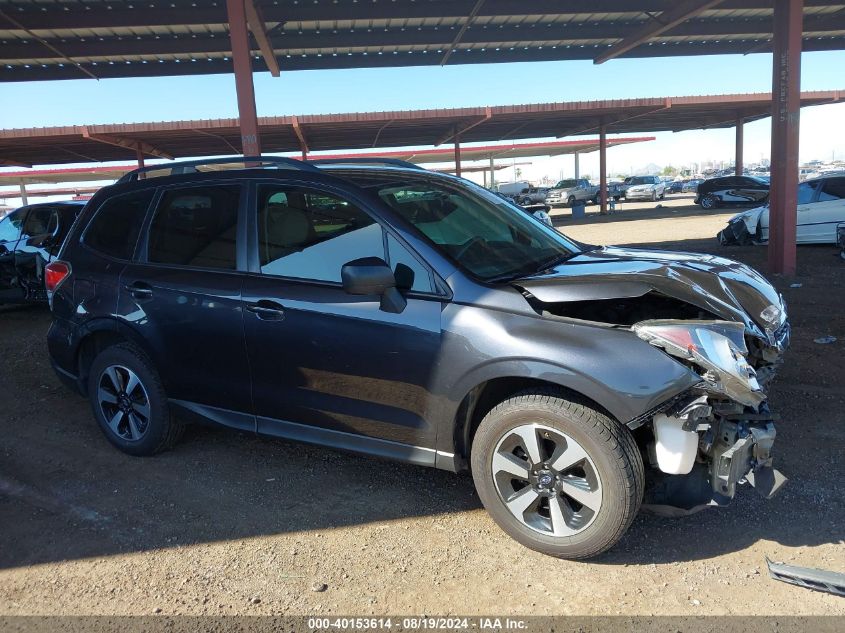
[97, 364, 152, 442]
[491, 423, 602, 537]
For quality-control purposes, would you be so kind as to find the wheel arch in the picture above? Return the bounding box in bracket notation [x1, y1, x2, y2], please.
[448, 364, 620, 465]
[74, 318, 157, 396]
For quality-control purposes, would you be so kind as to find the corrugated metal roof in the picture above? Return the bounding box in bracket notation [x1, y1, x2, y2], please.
[0, 91, 839, 167]
[1, 0, 844, 81]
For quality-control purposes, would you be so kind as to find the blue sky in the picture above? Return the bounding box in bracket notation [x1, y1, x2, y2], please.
[2, 50, 844, 195]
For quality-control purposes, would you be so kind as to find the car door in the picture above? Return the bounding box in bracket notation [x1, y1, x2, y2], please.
[0, 208, 27, 301]
[798, 176, 845, 244]
[735, 177, 769, 204]
[13, 205, 59, 300]
[793, 180, 825, 243]
[118, 182, 254, 427]
[241, 181, 444, 462]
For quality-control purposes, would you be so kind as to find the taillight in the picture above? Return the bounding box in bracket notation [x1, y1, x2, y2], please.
[45, 260, 71, 293]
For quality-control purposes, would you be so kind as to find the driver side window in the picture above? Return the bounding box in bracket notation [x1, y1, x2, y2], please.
[256, 185, 385, 283]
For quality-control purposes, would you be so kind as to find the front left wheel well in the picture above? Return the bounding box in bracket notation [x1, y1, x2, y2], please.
[452, 377, 617, 463]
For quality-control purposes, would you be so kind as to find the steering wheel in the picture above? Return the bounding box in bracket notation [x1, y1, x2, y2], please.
[454, 236, 486, 261]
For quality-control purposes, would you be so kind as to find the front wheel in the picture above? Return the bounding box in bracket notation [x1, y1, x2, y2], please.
[471, 390, 644, 559]
[700, 194, 719, 209]
[567, 196, 576, 207]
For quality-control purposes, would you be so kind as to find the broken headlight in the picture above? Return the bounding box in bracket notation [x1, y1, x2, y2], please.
[633, 320, 764, 409]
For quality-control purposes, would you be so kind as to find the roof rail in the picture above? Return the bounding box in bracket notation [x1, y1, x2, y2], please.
[310, 158, 426, 170]
[116, 155, 320, 184]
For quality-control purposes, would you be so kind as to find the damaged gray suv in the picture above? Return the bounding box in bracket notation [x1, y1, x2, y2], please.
[47, 157, 789, 560]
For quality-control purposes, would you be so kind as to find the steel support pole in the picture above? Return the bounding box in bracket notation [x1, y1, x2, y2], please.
[769, 0, 803, 276]
[454, 134, 462, 178]
[489, 155, 495, 189]
[226, 0, 261, 156]
[136, 148, 145, 169]
[599, 125, 608, 214]
[735, 117, 744, 176]
[574, 151, 580, 180]
[19, 182, 28, 206]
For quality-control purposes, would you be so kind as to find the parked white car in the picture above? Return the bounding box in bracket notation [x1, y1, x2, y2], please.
[717, 174, 845, 245]
[623, 175, 666, 202]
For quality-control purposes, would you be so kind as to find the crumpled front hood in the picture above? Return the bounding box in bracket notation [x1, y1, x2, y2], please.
[514, 246, 783, 337]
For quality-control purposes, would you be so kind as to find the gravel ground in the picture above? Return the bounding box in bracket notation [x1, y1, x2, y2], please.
[1, 201, 843, 617]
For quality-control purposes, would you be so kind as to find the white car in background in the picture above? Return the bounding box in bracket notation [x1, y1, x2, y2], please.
[717, 174, 845, 246]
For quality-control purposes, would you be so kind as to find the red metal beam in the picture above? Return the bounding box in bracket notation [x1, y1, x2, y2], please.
[769, 0, 803, 277]
[594, 0, 726, 64]
[226, 0, 262, 156]
[735, 116, 744, 176]
[0, 159, 32, 168]
[599, 124, 608, 214]
[245, 0, 281, 77]
[454, 133, 462, 178]
[81, 128, 174, 159]
[436, 107, 492, 145]
[291, 115, 309, 159]
[440, 0, 486, 66]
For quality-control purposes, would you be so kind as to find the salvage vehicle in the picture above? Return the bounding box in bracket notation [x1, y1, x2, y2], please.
[717, 174, 845, 246]
[493, 191, 553, 227]
[0, 201, 84, 304]
[696, 175, 770, 210]
[545, 178, 598, 207]
[47, 157, 789, 559]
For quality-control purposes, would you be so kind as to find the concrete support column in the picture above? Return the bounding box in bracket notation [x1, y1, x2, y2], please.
[574, 151, 580, 180]
[454, 134, 462, 178]
[735, 117, 744, 176]
[19, 182, 28, 206]
[599, 124, 608, 214]
[226, 0, 261, 156]
[769, 0, 803, 276]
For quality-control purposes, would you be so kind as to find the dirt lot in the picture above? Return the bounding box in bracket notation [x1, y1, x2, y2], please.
[1, 202, 843, 617]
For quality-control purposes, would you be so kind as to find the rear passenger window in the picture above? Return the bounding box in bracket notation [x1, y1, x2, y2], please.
[257, 185, 384, 283]
[85, 190, 154, 260]
[147, 185, 240, 269]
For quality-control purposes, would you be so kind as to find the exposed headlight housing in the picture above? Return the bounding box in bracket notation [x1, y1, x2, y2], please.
[633, 320, 764, 409]
[759, 304, 782, 327]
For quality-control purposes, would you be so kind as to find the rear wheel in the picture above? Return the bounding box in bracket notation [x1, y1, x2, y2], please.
[87, 343, 183, 456]
[471, 389, 644, 559]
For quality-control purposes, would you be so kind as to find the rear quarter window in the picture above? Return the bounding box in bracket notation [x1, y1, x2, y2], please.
[83, 190, 155, 260]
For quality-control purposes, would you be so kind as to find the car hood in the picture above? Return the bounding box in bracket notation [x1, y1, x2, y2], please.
[730, 204, 768, 231]
[513, 246, 783, 337]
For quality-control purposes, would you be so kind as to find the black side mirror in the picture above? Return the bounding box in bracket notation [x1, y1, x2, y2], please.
[341, 257, 407, 314]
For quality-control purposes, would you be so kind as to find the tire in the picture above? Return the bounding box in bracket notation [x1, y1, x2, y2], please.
[87, 343, 183, 456]
[700, 194, 719, 209]
[651, 191, 657, 202]
[470, 389, 644, 559]
[567, 196, 576, 207]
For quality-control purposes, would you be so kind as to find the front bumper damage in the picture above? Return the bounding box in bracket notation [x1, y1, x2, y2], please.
[633, 319, 790, 514]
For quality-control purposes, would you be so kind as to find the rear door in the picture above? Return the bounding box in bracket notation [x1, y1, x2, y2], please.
[798, 177, 845, 243]
[118, 182, 254, 427]
[241, 181, 444, 461]
[0, 208, 26, 301]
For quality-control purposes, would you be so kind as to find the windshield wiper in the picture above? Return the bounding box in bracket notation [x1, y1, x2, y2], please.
[484, 251, 578, 284]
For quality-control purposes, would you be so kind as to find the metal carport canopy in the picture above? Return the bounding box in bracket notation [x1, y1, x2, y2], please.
[1, 0, 844, 81]
[0, 92, 837, 167]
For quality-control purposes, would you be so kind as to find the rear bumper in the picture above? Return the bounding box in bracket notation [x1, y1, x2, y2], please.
[47, 316, 83, 393]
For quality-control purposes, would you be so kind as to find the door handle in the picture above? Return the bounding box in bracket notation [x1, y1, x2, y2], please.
[123, 282, 153, 299]
[246, 300, 286, 321]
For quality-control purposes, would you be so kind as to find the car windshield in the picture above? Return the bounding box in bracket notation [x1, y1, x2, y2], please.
[348, 173, 580, 282]
[626, 177, 652, 185]
[554, 179, 578, 188]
